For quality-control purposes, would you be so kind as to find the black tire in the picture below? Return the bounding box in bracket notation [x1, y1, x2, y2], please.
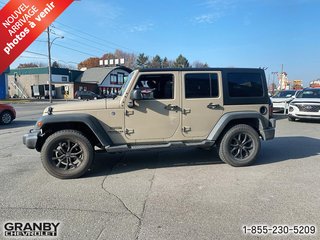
[218, 124, 260, 167]
[41, 130, 94, 179]
[0, 111, 13, 125]
[288, 116, 295, 121]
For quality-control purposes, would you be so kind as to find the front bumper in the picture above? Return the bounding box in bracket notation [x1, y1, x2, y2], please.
[288, 105, 320, 120]
[272, 102, 286, 110]
[260, 118, 276, 140]
[23, 129, 41, 149]
[288, 113, 320, 120]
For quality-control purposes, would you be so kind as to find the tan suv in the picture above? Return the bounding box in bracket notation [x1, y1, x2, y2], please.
[23, 68, 276, 179]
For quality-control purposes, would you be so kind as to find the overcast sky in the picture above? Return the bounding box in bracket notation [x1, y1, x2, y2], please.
[1, 0, 319, 86]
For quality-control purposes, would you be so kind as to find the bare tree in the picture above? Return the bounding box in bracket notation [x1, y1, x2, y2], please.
[17, 63, 39, 68]
[114, 49, 136, 69]
[192, 61, 209, 68]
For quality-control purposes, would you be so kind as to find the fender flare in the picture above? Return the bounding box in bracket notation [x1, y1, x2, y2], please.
[37, 113, 113, 147]
[207, 112, 270, 141]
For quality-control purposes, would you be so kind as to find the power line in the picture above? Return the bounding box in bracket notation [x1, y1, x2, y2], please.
[53, 21, 137, 53]
[35, 37, 107, 55]
[25, 50, 48, 57]
[51, 25, 115, 52]
[18, 55, 79, 66]
[52, 43, 99, 57]
[66, 38, 110, 54]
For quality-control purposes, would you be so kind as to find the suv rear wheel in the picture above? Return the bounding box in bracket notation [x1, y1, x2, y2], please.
[218, 124, 260, 167]
[41, 130, 94, 179]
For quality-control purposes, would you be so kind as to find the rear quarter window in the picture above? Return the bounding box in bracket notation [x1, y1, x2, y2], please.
[227, 72, 263, 97]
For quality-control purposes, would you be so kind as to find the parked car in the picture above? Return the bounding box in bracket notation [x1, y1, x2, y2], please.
[0, 104, 16, 125]
[271, 90, 299, 113]
[75, 91, 101, 100]
[288, 88, 320, 121]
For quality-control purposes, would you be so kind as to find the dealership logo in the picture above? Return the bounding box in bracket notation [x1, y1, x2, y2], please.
[3, 221, 60, 237]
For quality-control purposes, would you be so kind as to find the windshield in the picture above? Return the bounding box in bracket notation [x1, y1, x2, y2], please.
[118, 70, 137, 96]
[273, 90, 296, 98]
[297, 89, 320, 98]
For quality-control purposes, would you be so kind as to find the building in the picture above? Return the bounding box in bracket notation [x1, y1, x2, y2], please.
[76, 66, 132, 96]
[0, 68, 10, 100]
[7, 66, 132, 99]
[292, 80, 303, 90]
[310, 80, 320, 88]
[7, 67, 87, 99]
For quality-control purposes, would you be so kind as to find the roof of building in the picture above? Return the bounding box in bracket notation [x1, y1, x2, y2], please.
[76, 66, 132, 84]
[8, 67, 83, 81]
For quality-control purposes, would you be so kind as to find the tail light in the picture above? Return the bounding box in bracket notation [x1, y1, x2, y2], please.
[269, 102, 273, 118]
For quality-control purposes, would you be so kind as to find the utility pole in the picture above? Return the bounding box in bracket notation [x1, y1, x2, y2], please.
[47, 26, 53, 103]
[271, 72, 278, 95]
[47, 26, 64, 103]
[280, 64, 284, 90]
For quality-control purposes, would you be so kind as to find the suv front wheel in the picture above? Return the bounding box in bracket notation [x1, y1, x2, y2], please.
[218, 124, 260, 167]
[41, 130, 94, 179]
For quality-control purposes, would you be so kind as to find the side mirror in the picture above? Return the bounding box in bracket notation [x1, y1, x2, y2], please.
[130, 89, 143, 100]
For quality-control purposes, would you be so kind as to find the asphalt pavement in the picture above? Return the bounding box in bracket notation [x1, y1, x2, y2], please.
[0, 102, 320, 240]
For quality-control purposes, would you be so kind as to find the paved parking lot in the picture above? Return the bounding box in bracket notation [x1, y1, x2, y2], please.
[0, 102, 320, 240]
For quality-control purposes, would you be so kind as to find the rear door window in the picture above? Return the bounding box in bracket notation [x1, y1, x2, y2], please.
[185, 73, 219, 98]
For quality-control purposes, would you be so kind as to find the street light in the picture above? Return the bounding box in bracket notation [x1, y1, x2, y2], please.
[47, 26, 64, 103]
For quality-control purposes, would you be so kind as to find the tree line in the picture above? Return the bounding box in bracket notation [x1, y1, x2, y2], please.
[17, 49, 209, 70]
[78, 50, 209, 70]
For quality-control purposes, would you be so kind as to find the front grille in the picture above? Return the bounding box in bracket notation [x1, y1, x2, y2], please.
[296, 104, 320, 112]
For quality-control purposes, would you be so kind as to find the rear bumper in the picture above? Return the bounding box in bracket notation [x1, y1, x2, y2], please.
[23, 129, 41, 149]
[260, 118, 276, 140]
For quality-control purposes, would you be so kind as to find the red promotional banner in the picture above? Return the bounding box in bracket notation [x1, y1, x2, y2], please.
[0, 0, 74, 74]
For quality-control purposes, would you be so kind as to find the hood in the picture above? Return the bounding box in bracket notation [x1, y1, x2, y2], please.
[291, 98, 320, 104]
[0, 103, 14, 109]
[44, 99, 107, 114]
[271, 97, 293, 103]
[106, 96, 122, 109]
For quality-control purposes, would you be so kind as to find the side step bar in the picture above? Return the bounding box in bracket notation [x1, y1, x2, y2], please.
[105, 140, 215, 153]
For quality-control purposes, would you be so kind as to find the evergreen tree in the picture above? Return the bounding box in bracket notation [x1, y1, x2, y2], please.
[52, 61, 60, 68]
[136, 53, 149, 68]
[174, 54, 190, 68]
[150, 55, 162, 68]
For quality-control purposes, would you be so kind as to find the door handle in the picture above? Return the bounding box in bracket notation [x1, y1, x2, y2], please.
[165, 104, 179, 111]
[207, 103, 220, 109]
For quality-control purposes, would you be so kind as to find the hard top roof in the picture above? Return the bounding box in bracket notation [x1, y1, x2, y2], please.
[138, 67, 264, 72]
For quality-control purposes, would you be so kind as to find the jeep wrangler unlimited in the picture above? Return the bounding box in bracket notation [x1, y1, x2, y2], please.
[23, 68, 275, 179]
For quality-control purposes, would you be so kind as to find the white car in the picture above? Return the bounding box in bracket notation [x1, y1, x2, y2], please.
[288, 88, 320, 121]
[271, 90, 299, 113]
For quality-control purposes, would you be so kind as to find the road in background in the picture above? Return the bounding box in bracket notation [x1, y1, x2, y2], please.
[0, 103, 320, 240]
